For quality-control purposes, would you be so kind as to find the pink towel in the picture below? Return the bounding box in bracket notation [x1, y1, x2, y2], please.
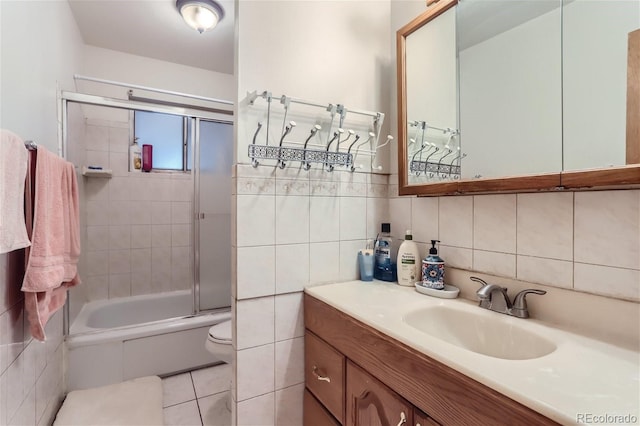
[0, 129, 31, 253]
[22, 146, 81, 341]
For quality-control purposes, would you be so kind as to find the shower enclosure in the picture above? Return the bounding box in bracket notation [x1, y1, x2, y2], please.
[61, 91, 233, 389]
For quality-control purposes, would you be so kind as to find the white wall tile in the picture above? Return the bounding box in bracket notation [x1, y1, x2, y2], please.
[517, 256, 573, 289]
[274, 337, 304, 390]
[237, 246, 276, 299]
[84, 179, 109, 201]
[411, 197, 438, 244]
[439, 196, 473, 248]
[131, 225, 152, 249]
[274, 293, 304, 342]
[236, 177, 276, 195]
[366, 197, 390, 240]
[389, 197, 412, 241]
[236, 344, 274, 401]
[86, 200, 110, 226]
[574, 263, 640, 301]
[152, 201, 173, 224]
[439, 245, 472, 271]
[339, 240, 365, 282]
[236, 297, 275, 350]
[574, 190, 639, 270]
[108, 200, 131, 225]
[236, 392, 275, 426]
[109, 152, 128, 176]
[86, 251, 108, 276]
[275, 244, 309, 294]
[309, 197, 340, 242]
[86, 275, 109, 300]
[339, 197, 367, 240]
[85, 125, 109, 151]
[129, 201, 152, 225]
[109, 273, 131, 298]
[151, 225, 172, 248]
[108, 126, 129, 153]
[517, 192, 573, 260]
[109, 225, 131, 250]
[171, 246, 190, 270]
[108, 177, 131, 201]
[86, 150, 109, 169]
[275, 383, 304, 426]
[237, 195, 275, 247]
[171, 178, 194, 201]
[473, 194, 516, 253]
[275, 196, 309, 245]
[109, 249, 131, 274]
[171, 202, 192, 224]
[310, 180, 339, 197]
[310, 242, 339, 284]
[171, 224, 191, 247]
[87, 226, 109, 251]
[473, 250, 516, 278]
[276, 179, 310, 197]
[130, 249, 151, 275]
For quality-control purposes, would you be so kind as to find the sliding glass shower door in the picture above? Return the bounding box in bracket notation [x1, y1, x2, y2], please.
[195, 119, 233, 311]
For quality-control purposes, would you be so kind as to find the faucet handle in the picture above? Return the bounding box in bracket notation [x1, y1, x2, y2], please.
[512, 289, 546, 318]
[470, 276, 490, 289]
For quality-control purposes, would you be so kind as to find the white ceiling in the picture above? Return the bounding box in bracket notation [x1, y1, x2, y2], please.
[67, 0, 234, 75]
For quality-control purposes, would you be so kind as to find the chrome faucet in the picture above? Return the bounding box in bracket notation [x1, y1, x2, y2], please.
[471, 276, 546, 318]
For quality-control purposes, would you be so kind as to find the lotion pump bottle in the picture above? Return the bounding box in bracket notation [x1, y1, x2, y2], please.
[422, 240, 445, 289]
[397, 230, 420, 287]
[129, 138, 142, 172]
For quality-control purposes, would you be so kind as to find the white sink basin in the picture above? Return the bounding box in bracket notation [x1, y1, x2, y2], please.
[403, 306, 557, 360]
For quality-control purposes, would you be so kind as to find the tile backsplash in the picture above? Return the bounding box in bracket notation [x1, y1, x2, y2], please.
[389, 186, 640, 302]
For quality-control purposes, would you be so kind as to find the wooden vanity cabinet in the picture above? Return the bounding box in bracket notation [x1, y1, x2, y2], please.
[304, 293, 558, 426]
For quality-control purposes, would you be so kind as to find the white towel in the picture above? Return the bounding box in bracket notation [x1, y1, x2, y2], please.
[0, 129, 31, 254]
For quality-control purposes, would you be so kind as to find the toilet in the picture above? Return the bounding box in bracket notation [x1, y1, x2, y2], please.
[205, 320, 232, 364]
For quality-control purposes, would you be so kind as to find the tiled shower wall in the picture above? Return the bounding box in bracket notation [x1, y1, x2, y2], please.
[231, 164, 389, 425]
[0, 252, 65, 426]
[82, 119, 193, 301]
[388, 188, 640, 302]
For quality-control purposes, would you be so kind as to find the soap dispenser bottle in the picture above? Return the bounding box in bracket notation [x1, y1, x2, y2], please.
[422, 240, 445, 289]
[397, 230, 420, 287]
[374, 223, 397, 282]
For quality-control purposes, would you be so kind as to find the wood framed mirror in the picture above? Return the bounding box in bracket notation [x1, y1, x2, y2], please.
[397, 0, 640, 196]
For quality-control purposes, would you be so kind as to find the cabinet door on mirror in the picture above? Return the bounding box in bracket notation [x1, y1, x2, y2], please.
[346, 361, 413, 426]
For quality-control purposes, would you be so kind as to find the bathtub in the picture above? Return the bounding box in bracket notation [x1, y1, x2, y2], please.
[66, 290, 231, 391]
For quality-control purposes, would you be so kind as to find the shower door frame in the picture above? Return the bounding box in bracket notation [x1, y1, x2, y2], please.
[59, 91, 233, 335]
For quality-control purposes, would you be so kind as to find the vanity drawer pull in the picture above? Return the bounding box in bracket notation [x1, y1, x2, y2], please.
[312, 365, 331, 383]
[397, 411, 407, 426]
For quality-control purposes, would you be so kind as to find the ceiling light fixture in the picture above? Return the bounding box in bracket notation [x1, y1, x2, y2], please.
[176, 0, 224, 34]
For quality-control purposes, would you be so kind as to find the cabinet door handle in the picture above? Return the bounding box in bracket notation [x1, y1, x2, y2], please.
[312, 365, 331, 383]
[397, 411, 407, 426]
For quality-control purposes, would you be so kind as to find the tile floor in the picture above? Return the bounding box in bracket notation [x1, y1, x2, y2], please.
[162, 364, 232, 426]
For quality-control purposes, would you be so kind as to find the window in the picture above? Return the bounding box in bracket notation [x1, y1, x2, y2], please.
[134, 111, 192, 171]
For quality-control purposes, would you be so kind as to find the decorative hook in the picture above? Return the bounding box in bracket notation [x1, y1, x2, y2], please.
[277, 121, 296, 169]
[303, 124, 322, 170]
[372, 135, 393, 171]
[350, 132, 374, 172]
[250, 122, 263, 168]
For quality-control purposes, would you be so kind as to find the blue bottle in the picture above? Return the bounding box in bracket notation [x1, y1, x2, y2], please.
[374, 223, 397, 282]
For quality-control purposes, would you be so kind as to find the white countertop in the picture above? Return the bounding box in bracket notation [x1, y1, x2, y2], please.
[305, 280, 640, 425]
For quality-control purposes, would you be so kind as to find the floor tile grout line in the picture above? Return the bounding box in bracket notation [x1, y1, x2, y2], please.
[190, 372, 205, 426]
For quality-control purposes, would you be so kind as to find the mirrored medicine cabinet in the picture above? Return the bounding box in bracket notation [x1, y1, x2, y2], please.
[397, 0, 640, 196]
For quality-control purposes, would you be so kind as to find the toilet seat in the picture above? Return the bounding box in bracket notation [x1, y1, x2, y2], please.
[208, 320, 231, 345]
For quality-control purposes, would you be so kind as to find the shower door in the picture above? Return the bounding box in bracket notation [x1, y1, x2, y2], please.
[195, 119, 233, 311]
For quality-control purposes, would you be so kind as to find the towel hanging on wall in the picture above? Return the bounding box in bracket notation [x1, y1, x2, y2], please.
[0, 129, 31, 254]
[22, 145, 81, 341]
